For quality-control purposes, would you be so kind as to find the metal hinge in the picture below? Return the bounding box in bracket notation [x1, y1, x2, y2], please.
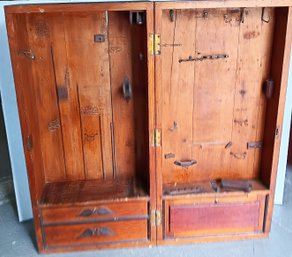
[26, 135, 33, 151]
[149, 33, 161, 56]
[152, 128, 161, 147]
[151, 209, 161, 227]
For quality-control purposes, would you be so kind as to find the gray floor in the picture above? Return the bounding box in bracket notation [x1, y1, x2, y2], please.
[0, 99, 13, 206]
[0, 168, 292, 257]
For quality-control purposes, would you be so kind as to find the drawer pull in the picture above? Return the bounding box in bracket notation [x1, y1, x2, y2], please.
[79, 207, 112, 217]
[174, 160, 197, 167]
[80, 227, 114, 238]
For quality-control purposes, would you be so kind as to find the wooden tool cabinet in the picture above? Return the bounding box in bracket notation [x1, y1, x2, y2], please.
[5, 0, 292, 253]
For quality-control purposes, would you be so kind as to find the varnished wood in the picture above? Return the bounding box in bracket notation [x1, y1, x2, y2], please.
[43, 219, 148, 248]
[41, 178, 148, 205]
[41, 200, 148, 225]
[5, 1, 292, 253]
[261, 7, 292, 233]
[164, 194, 266, 238]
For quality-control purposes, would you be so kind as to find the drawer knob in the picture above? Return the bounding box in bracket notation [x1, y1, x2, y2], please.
[79, 207, 112, 217]
[79, 227, 114, 238]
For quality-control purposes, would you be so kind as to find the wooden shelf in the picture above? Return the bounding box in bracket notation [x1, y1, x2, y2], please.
[163, 179, 268, 199]
[40, 178, 148, 206]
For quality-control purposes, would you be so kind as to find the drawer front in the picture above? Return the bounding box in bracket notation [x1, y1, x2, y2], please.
[44, 219, 148, 248]
[165, 198, 265, 238]
[42, 200, 148, 225]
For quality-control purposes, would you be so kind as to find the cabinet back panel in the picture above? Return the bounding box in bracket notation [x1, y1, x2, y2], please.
[108, 12, 149, 180]
[160, 8, 274, 184]
[14, 11, 149, 184]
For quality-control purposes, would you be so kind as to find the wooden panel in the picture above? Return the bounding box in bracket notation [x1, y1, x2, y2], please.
[63, 12, 113, 180]
[25, 14, 66, 182]
[191, 9, 239, 180]
[5, 2, 154, 14]
[6, 13, 46, 251]
[165, 196, 266, 238]
[49, 14, 85, 181]
[170, 203, 260, 235]
[160, 8, 275, 184]
[261, 7, 292, 233]
[40, 178, 148, 205]
[42, 201, 148, 225]
[161, 9, 239, 183]
[6, 13, 46, 199]
[160, 9, 197, 185]
[44, 219, 148, 248]
[229, 8, 275, 179]
[108, 12, 135, 178]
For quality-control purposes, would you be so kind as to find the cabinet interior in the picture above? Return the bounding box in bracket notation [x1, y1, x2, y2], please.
[10, 10, 149, 205]
[159, 7, 288, 196]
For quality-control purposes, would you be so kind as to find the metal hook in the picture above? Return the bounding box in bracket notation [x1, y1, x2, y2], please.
[261, 8, 270, 23]
[240, 8, 245, 23]
[169, 9, 175, 22]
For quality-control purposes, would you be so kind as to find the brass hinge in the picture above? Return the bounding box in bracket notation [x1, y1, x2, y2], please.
[151, 209, 161, 227]
[149, 33, 161, 56]
[152, 128, 161, 147]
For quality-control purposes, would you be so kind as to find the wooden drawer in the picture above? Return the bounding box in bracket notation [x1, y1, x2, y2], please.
[44, 219, 148, 248]
[165, 196, 266, 238]
[41, 200, 148, 225]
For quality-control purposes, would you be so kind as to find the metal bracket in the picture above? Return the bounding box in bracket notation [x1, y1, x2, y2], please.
[129, 11, 145, 25]
[179, 54, 229, 63]
[94, 34, 106, 43]
[18, 49, 35, 60]
[26, 135, 33, 151]
[149, 34, 161, 56]
[152, 128, 161, 147]
[48, 119, 60, 132]
[151, 210, 161, 227]
[247, 141, 263, 149]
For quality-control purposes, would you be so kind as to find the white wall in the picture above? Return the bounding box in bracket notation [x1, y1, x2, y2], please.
[0, 0, 290, 221]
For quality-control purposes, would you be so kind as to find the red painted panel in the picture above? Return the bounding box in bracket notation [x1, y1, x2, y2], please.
[170, 202, 260, 234]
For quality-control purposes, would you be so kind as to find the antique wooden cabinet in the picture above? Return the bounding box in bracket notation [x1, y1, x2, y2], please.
[5, 0, 292, 253]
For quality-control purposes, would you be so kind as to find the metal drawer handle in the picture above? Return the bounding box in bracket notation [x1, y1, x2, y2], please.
[79, 227, 114, 238]
[174, 160, 197, 167]
[122, 76, 132, 101]
[79, 207, 112, 217]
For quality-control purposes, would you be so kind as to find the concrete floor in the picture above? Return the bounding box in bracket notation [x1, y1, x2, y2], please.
[0, 99, 13, 206]
[0, 168, 291, 257]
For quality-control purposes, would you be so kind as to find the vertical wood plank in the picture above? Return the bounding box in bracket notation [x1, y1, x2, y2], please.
[192, 9, 240, 181]
[26, 13, 66, 182]
[108, 11, 135, 179]
[161, 9, 196, 184]
[229, 8, 274, 179]
[49, 14, 85, 180]
[252, 8, 275, 177]
[63, 12, 113, 179]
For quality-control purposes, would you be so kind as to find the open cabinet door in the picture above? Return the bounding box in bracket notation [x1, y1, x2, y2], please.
[155, 2, 292, 243]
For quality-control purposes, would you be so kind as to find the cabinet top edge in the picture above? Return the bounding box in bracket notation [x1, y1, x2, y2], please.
[4, 2, 153, 14]
[4, 0, 291, 14]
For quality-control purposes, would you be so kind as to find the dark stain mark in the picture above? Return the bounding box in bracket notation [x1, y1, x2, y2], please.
[35, 21, 49, 37]
[84, 133, 99, 142]
[239, 89, 247, 97]
[244, 31, 260, 40]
